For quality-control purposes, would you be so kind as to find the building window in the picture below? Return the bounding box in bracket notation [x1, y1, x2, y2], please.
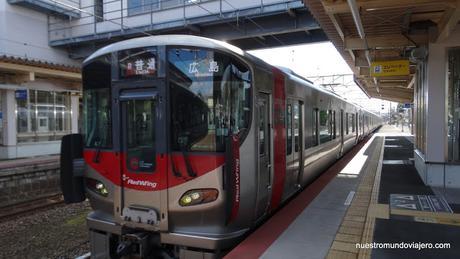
[128, 0, 159, 15]
[94, 0, 104, 22]
[448, 48, 460, 161]
[127, 0, 212, 16]
[16, 90, 72, 143]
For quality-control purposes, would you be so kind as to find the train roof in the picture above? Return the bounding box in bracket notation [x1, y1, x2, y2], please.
[84, 35, 246, 65]
[84, 35, 380, 118]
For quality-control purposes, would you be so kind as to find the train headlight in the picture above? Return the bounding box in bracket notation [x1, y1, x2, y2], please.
[179, 189, 218, 207]
[86, 178, 109, 197]
[96, 183, 109, 196]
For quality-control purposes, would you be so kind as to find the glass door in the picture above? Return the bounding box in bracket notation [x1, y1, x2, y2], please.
[118, 89, 167, 230]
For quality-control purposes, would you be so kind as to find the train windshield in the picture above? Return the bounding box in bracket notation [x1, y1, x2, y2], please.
[82, 55, 113, 148]
[168, 48, 251, 152]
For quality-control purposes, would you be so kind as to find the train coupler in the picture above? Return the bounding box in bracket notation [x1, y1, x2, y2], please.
[116, 232, 160, 258]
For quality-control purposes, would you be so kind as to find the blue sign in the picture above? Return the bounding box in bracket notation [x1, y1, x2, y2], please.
[15, 90, 27, 100]
[403, 103, 413, 109]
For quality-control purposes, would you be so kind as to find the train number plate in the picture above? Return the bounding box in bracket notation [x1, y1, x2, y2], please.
[122, 206, 159, 225]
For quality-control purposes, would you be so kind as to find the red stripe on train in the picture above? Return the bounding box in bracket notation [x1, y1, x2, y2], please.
[83, 150, 225, 191]
[270, 68, 286, 211]
[228, 134, 241, 222]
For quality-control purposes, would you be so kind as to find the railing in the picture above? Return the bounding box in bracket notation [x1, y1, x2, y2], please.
[47, 0, 303, 45]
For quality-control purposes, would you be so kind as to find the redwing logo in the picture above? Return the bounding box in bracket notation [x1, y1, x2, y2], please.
[123, 174, 157, 189]
[234, 158, 240, 203]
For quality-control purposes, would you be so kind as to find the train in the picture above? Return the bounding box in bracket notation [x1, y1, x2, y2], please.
[60, 35, 382, 259]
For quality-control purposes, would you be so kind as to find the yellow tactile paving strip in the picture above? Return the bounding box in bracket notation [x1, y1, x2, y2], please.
[326, 136, 385, 259]
[391, 208, 460, 226]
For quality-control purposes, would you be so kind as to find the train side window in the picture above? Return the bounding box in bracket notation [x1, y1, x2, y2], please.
[329, 110, 334, 140]
[332, 110, 337, 139]
[351, 114, 356, 133]
[287, 104, 292, 155]
[345, 113, 349, 135]
[332, 111, 340, 138]
[259, 103, 265, 155]
[293, 103, 300, 152]
[312, 109, 319, 147]
[319, 110, 330, 144]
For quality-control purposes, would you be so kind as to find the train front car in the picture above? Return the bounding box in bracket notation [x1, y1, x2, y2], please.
[60, 36, 255, 258]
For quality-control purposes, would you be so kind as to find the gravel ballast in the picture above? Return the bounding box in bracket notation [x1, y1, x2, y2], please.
[0, 201, 91, 259]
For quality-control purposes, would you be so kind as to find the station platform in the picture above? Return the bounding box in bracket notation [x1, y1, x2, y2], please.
[225, 125, 460, 259]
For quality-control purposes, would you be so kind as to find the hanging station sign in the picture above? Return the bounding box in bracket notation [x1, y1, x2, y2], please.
[370, 60, 410, 77]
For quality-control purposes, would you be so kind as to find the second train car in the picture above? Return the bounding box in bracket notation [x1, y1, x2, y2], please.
[60, 35, 382, 258]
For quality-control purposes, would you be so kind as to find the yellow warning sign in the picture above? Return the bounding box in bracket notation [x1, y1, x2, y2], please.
[370, 60, 409, 77]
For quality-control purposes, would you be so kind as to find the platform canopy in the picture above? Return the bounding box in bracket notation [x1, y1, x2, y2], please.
[304, 0, 460, 103]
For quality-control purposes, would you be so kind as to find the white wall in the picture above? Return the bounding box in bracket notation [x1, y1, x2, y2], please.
[424, 25, 460, 162]
[415, 25, 460, 188]
[0, 1, 80, 66]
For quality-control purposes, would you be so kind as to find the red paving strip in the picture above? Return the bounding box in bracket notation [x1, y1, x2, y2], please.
[224, 135, 373, 259]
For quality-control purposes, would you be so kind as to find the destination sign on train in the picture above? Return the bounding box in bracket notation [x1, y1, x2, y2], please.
[119, 48, 157, 78]
[123, 57, 157, 77]
[184, 59, 221, 78]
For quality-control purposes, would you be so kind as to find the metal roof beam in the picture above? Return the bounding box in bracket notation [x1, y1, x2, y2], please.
[322, 0, 457, 14]
[344, 34, 428, 50]
[436, 0, 460, 42]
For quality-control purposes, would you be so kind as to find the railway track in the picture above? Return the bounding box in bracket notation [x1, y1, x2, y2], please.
[0, 193, 65, 222]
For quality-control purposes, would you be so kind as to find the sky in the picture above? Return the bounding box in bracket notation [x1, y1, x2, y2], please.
[249, 42, 394, 115]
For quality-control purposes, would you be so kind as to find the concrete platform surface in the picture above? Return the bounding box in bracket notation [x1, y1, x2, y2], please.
[225, 125, 460, 259]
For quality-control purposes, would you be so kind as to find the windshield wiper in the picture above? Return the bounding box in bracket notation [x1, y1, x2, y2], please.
[92, 138, 102, 163]
[171, 155, 183, 178]
[181, 147, 197, 178]
[178, 134, 196, 178]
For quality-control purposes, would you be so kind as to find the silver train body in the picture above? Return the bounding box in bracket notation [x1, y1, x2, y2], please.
[61, 35, 381, 258]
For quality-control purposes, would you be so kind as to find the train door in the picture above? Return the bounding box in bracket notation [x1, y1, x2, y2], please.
[118, 88, 168, 231]
[293, 101, 303, 188]
[284, 100, 302, 199]
[256, 93, 272, 218]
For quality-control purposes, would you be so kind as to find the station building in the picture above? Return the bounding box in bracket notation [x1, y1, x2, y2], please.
[0, 1, 81, 159]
